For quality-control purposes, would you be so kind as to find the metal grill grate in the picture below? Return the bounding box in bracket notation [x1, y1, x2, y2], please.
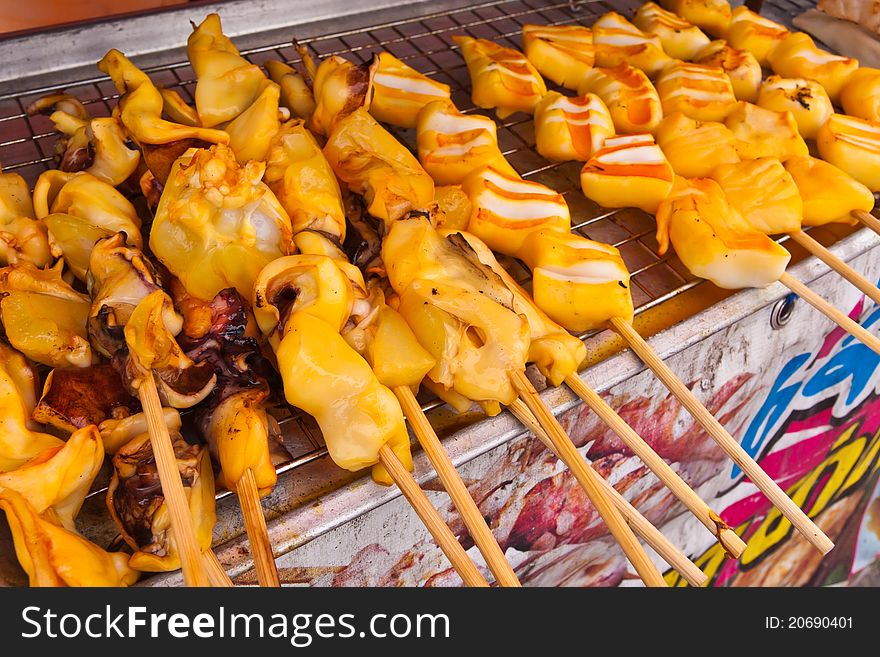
[0, 0, 819, 495]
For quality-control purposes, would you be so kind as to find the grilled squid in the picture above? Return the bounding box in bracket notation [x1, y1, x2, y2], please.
[223, 80, 282, 163]
[591, 11, 673, 77]
[370, 52, 451, 128]
[266, 60, 317, 121]
[767, 32, 858, 104]
[521, 24, 595, 90]
[107, 429, 215, 572]
[654, 111, 739, 178]
[308, 55, 377, 137]
[0, 341, 63, 471]
[0, 165, 51, 268]
[150, 144, 293, 301]
[693, 40, 762, 103]
[533, 91, 614, 162]
[656, 176, 790, 289]
[33, 170, 141, 281]
[0, 425, 103, 531]
[578, 63, 662, 134]
[580, 134, 674, 213]
[724, 102, 808, 162]
[452, 35, 546, 118]
[756, 76, 833, 140]
[632, 2, 710, 60]
[264, 120, 346, 240]
[658, 0, 732, 37]
[816, 113, 880, 192]
[840, 68, 880, 122]
[783, 156, 874, 227]
[0, 488, 138, 587]
[323, 108, 434, 229]
[711, 157, 804, 235]
[655, 61, 737, 123]
[0, 260, 92, 368]
[724, 6, 788, 67]
[461, 165, 570, 257]
[416, 100, 516, 185]
[186, 13, 267, 128]
[519, 228, 634, 332]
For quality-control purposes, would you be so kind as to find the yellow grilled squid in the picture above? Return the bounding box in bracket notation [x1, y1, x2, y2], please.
[324, 108, 434, 228]
[783, 156, 874, 227]
[580, 134, 674, 213]
[264, 120, 346, 239]
[266, 60, 316, 121]
[724, 101, 808, 162]
[655, 61, 737, 123]
[0, 425, 103, 531]
[654, 111, 739, 178]
[578, 63, 663, 134]
[150, 144, 292, 301]
[382, 217, 531, 408]
[107, 430, 215, 572]
[767, 32, 858, 104]
[757, 76, 833, 140]
[592, 11, 673, 77]
[0, 488, 138, 587]
[33, 169, 141, 281]
[656, 176, 790, 289]
[519, 228, 634, 332]
[308, 55, 377, 137]
[449, 230, 586, 387]
[534, 91, 614, 162]
[452, 35, 547, 118]
[521, 24, 594, 90]
[711, 157, 803, 235]
[223, 80, 282, 163]
[659, 0, 732, 37]
[160, 88, 201, 127]
[724, 6, 788, 67]
[840, 68, 880, 122]
[98, 49, 229, 145]
[0, 341, 63, 471]
[186, 13, 267, 127]
[370, 52, 451, 128]
[0, 261, 92, 368]
[416, 99, 516, 185]
[633, 2, 711, 60]
[0, 165, 51, 268]
[461, 164, 570, 257]
[693, 40, 762, 103]
[816, 113, 880, 192]
[433, 185, 473, 230]
[99, 407, 182, 456]
[123, 290, 216, 408]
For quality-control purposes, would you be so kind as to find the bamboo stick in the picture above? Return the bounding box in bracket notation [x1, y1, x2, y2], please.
[377, 444, 490, 587]
[393, 386, 520, 587]
[508, 398, 707, 587]
[788, 230, 880, 307]
[779, 273, 880, 357]
[609, 316, 835, 555]
[564, 373, 747, 559]
[137, 374, 209, 587]
[202, 549, 235, 587]
[509, 370, 666, 587]
[853, 209, 880, 237]
[236, 467, 281, 587]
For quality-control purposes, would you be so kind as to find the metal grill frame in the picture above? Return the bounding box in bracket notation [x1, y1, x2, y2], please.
[0, 0, 871, 575]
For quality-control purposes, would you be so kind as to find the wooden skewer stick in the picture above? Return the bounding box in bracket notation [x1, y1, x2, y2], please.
[202, 549, 235, 587]
[393, 386, 521, 587]
[236, 467, 281, 587]
[779, 273, 880, 357]
[788, 230, 880, 307]
[377, 444, 490, 587]
[564, 374, 747, 559]
[609, 316, 835, 555]
[508, 399, 707, 587]
[137, 374, 210, 586]
[509, 370, 666, 587]
[853, 209, 880, 237]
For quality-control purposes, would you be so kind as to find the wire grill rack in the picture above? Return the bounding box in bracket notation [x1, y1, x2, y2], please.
[0, 0, 821, 496]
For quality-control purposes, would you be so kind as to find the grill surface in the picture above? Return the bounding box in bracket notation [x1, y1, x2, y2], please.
[0, 0, 824, 499]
